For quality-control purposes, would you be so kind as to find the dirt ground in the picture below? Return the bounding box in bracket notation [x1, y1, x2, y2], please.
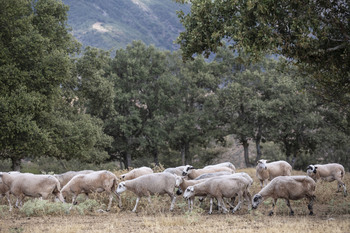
[1, 208, 349, 233]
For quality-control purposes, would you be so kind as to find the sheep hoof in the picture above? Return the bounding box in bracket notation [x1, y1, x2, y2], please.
[208, 211, 212, 215]
[309, 211, 314, 216]
[268, 211, 274, 216]
[289, 211, 294, 216]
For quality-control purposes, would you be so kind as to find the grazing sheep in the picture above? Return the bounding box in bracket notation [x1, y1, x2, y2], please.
[204, 162, 236, 172]
[306, 163, 347, 197]
[177, 177, 208, 210]
[54, 170, 94, 187]
[0, 172, 64, 208]
[60, 170, 121, 211]
[120, 167, 153, 180]
[183, 176, 248, 214]
[252, 176, 316, 216]
[194, 171, 233, 180]
[182, 165, 234, 180]
[163, 166, 187, 176]
[116, 173, 182, 212]
[256, 160, 292, 188]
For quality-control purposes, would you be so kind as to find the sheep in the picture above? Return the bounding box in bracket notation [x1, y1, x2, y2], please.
[204, 162, 236, 172]
[163, 166, 187, 176]
[256, 159, 292, 188]
[182, 165, 234, 180]
[306, 163, 347, 197]
[116, 173, 182, 212]
[54, 170, 94, 187]
[194, 171, 233, 180]
[0, 171, 21, 211]
[0, 172, 64, 208]
[120, 166, 153, 180]
[60, 170, 121, 211]
[252, 176, 316, 216]
[176, 177, 208, 210]
[183, 176, 249, 214]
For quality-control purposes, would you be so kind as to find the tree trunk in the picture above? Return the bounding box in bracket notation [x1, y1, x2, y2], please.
[242, 137, 250, 167]
[153, 147, 159, 166]
[255, 123, 262, 163]
[184, 141, 191, 165]
[11, 157, 21, 171]
[181, 144, 185, 166]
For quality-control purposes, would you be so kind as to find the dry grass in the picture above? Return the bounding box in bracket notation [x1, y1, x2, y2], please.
[0, 168, 349, 233]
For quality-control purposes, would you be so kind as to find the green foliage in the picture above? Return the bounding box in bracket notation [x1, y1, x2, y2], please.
[19, 199, 71, 217]
[176, 0, 350, 105]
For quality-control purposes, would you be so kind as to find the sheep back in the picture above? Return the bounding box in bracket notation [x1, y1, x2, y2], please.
[121, 167, 153, 180]
[260, 176, 316, 200]
[125, 173, 176, 196]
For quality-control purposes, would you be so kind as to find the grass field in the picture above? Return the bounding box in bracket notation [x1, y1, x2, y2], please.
[1, 168, 349, 233]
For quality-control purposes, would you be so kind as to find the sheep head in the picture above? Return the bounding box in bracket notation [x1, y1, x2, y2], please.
[252, 194, 263, 209]
[182, 165, 194, 176]
[183, 186, 195, 200]
[116, 182, 127, 194]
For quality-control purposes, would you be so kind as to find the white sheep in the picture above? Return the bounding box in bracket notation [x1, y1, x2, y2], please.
[182, 165, 234, 180]
[177, 177, 208, 210]
[60, 170, 121, 211]
[116, 173, 182, 212]
[0, 171, 20, 211]
[183, 176, 248, 214]
[256, 159, 292, 188]
[306, 163, 347, 197]
[54, 170, 94, 187]
[252, 176, 316, 216]
[203, 162, 236, 172]
[0, 172, 64, 208]
[120, 166, 153, 180]
[163, 166, 187, 176]
[194, 171, 233, 180]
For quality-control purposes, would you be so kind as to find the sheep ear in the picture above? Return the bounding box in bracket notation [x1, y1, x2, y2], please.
[190, 186, 194, 192]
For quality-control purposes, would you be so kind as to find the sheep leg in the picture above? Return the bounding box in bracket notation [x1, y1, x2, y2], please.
[246, 191, 252, 210]
[132, 197, 140, 212]
[268, 198, 277, 216]
[169, 193, 176, 211]
[107, 193, 113, 211]
[16, 195, 24, 208]
[285, 199, 294, 216]
[208, 198, 213, 214]
[6, 193, 12, 211]
[112, 192, 122, 208]
[259, 180, 264, 188]
[336, 179, 347, 197]
[218, 197, 228, 214]
[232, 193, 242, 214]
[308, 195, 315, 215]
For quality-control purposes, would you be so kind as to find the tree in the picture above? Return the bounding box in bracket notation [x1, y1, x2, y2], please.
[0, 0, 110, 170]
[108, 41, 169, 168]
[175, 0, 350, 105]
[165, 51, 220, 165]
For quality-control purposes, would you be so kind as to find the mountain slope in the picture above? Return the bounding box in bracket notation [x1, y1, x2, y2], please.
[62, 0, 189, 51]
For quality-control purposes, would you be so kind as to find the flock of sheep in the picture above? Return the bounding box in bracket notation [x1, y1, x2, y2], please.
[0, 160, 347, 216]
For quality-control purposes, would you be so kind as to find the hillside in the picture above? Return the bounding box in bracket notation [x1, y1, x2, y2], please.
[62, 0, 189, 51]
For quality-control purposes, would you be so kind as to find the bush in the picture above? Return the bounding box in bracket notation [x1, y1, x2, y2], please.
[19, 199, 71, 217]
